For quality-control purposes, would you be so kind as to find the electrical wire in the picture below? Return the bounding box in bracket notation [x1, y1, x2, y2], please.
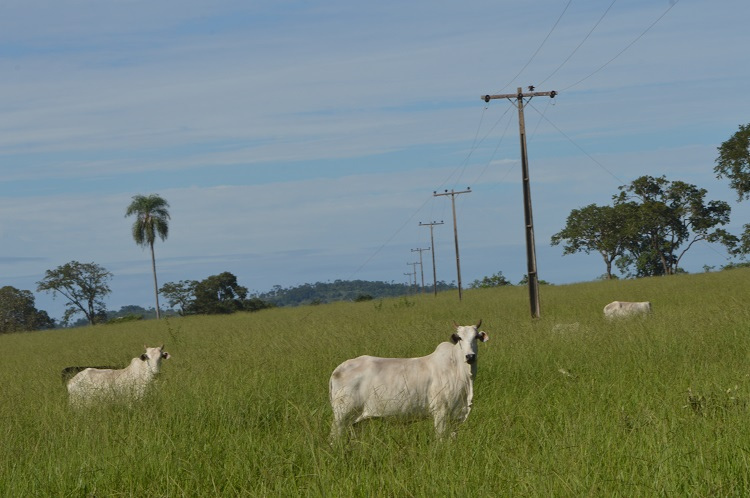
[538, 0, 618, 87]
[527, 101, 624, 185]
[562, 0, 681, 91]
[494, 0, 573, 94]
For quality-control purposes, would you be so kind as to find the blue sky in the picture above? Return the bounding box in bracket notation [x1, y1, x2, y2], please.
[2, 0, 749, 322]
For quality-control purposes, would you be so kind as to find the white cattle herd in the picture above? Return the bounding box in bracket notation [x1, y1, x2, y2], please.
[60, 300, 649, 439]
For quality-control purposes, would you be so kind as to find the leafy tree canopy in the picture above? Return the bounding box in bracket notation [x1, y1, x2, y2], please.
[190, 272, 248, 315]
[715, 123, 750, 202]
[469, 271, 512, 289]
[36, 261, 112, 326]
[160, 280, 198, 316]
[0, 286, 55, 333]
[614, 175, 734, 276]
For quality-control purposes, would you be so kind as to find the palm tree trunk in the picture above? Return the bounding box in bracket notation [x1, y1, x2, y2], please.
[150, 242, 161, 319]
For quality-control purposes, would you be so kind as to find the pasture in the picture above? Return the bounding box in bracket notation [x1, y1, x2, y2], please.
[2, 268, 750, 496]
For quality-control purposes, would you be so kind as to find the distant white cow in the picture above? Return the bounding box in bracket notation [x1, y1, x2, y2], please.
[603, 301, 652, 319]
[65, 345, 171, 407]
[329, 321, 489, 440]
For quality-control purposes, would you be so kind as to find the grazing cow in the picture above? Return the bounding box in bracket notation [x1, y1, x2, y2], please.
[65, 345, 170, 407]
[329, 321, 489, 440]
[603, 301, 652, 319]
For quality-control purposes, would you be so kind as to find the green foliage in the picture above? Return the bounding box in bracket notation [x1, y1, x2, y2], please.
[160, 280, 198, 315]
[125, 194, 170, 247]
[105, 314, 143, 325]
[553, 175, 735, 278]
[258, 279, 456, 306]
[469, 271, 512, 289]
[0, 286, 55, 333]
[160, 275, 275, 316]
[190, 271, 248, 314]
[615, 175, 733, 276]
[517, 274, 551, 286]
[3, 269, 750, 495]
[36, 261, 112, 326]
[551, 203, 635, 279]
[715, 123, 750, 202]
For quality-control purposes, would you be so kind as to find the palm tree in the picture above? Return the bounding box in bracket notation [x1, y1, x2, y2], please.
[126, 194, 170, 319]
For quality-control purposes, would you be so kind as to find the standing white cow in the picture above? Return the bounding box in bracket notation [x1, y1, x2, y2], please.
[65, 345, 170, 407]
[603, 301, 652, 319]
[329, 321, 489, 440]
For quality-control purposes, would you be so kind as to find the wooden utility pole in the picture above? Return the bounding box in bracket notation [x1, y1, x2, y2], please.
[433, 188, 471, 301]
[481, 86, 556, 318]
[411, 247, 430, 293]
[419, 221, 444, 296]
[406, 262, 419, 293]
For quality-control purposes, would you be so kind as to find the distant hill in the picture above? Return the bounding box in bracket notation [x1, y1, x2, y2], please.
[255, 279, 457, 307]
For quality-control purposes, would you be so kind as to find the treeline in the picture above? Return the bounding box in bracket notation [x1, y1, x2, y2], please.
[255, 279, 457, 307]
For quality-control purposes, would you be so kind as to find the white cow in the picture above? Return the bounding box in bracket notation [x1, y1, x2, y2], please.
[329, 321, 489, 440]
[65, 345, 170, 407]
[603, 301, 652, 319]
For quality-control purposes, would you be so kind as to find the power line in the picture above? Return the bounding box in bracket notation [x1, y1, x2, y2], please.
[538, 0, 618, 87]
[494, 0, 573, 94]
[526, 101, 625, 185]
[562, 0, 682, 91]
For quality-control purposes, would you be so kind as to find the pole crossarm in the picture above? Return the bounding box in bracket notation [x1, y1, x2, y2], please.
[482, 90, 557, 102]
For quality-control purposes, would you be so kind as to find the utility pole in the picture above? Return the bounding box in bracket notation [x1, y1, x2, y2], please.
[481, 86, 556, 318]
[433, 188, 471, 301]
[419, 221, 444, 296]
[411, 247, 430, 293]
[407, 262, 419, 293]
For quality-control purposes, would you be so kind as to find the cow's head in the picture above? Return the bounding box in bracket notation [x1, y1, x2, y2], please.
[140, 345, 171, 372]
[450, 320, 489, 365]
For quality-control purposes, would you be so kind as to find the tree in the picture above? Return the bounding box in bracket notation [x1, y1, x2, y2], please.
[126, 194, 170, 319]
[614, 175, 734, 276]
[160, 280, 198, 316]
[550, 203, 636, 279]
[36, 261, 112, 326]
[714, 124, 750, 255]
[0, 286, 55, 333]
[190, 272, 248, 315]
[518, 274, 551, 286]
[715, 123, 750, 202]
[469, 271, 512, 289]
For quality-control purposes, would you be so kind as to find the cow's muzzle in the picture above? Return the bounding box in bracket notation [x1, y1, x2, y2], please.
[465, 354, 476, 364]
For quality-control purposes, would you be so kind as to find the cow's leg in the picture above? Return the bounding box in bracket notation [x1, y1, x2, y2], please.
[432, 407, 450, 439]
[329, 393, 359, 443]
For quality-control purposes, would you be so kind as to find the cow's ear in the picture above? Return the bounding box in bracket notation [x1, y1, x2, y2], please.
[161, 352, 171, 360]
[478, 331, 489, 343]
[451, 333, 461, 344]
[140, 353, 148, 361]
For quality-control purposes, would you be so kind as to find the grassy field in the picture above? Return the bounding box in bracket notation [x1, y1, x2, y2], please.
[2, 269, 750, 496]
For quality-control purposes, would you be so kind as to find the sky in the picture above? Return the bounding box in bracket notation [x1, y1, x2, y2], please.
[2, 0, 750, 323]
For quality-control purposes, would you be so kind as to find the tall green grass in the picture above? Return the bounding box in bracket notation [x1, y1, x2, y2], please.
[1, 269, 750, 496]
